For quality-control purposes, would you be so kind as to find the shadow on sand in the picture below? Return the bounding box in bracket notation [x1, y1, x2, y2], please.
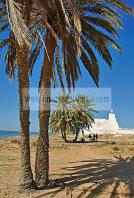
[34, 156, 134, 198]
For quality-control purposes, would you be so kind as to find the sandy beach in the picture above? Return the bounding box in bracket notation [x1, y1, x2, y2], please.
[0, 134, 134, 198]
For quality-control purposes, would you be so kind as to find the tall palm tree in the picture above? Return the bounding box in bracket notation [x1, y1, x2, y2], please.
[0, 0, 35, 191]
[0, 2, 65, 187]
[17, 44, 35, 191]
[34, 31, 57, 186]
[30, 1, 133, 186]
[5, 0, 133, 187]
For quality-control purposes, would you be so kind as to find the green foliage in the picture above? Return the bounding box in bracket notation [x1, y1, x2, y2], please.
[71, 95, 97, 131]
[50, 94, 72, 134]
[49, 94, 97, 136]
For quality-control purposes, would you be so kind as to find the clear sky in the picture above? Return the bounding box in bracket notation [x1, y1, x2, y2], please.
[0, 1, 134, 131]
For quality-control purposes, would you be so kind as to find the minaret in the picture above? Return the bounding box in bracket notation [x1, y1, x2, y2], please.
[108, 110, 119, 129]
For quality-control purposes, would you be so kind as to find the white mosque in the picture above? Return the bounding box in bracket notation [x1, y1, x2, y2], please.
[84, 110, 134, 135]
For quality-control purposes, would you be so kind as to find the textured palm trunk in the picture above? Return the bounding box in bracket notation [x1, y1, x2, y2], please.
[17, 45, 35, 191]
[63, 131, 67, 142]
[62, 109, 67, 142]
[63, 125, 67, 142]
[35, 32, 56, 187]
[61, 130, 64, 139]
[82, 129, 85, 138]
[74, 130, 79, 142]
[61, 129, 67, 142]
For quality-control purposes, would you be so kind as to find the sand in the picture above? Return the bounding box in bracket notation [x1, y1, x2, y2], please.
[0, 134, 134, 198]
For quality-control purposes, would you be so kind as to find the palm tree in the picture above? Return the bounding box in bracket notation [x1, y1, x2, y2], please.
[5, 0, 133, 187]
[17, 45, 36, 191]
[50, 94, 72, 142]
[0, 1, 35, 191]
[0, 2, 66, 187]
[34, 31, 57, 186]
[71, 95, 97, 141]
[31, 1, 133, 186]
[50, 94, 96, 142]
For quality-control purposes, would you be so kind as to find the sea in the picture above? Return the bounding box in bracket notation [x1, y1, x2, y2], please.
[0, 130, 38, 138]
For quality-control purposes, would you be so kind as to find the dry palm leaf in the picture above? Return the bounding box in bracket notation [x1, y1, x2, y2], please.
[68, 0, 81, 56]
[59, 0, 72, 31]
[6, 0, 31, 46]
[37, 30, 50, 62]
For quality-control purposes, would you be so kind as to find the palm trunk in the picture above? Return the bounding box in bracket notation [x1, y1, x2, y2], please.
[74, 130, 79, 142]
[62, 129, 67, 142]
[63, 108, 67, 142]
[61, 131, 67, 142]
[82, 129, 85, 138]
[61, 130, 64, 140]
[35, 32, 56, 187]
[17, 45, 35, 191]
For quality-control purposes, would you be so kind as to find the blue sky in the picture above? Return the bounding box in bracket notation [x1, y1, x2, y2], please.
[0, 1, 134, 131]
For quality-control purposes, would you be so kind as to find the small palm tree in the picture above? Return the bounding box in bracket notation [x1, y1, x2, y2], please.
[50, 94, 96, 142]
[50, 94, 72, 142]
[71, 95, 97, 141]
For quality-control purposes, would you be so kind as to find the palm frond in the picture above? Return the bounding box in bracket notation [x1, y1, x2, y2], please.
[6, 0, 31, 46]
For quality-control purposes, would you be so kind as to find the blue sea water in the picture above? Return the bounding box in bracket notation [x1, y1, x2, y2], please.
[0, 130, 38, 138]
[0, 130, 52, 138]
